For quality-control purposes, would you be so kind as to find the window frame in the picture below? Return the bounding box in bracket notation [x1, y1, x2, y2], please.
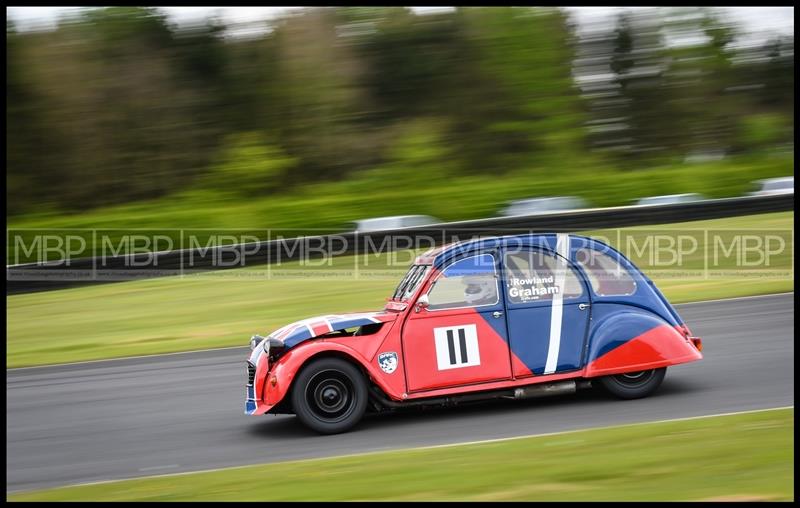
[502, 247, 587, 306]
[425, 253, 501, 312]
[573, 247, 638, 298]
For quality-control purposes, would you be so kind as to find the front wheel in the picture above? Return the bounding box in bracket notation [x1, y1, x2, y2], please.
[291, 357, 368, 434]
[597, 367, 666, 399]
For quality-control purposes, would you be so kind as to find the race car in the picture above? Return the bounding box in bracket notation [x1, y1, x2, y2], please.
[245, 233, 703, 434]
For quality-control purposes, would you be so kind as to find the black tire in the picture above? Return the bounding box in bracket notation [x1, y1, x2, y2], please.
[596, 368, 667, 399]
[290, 357, 368, 435]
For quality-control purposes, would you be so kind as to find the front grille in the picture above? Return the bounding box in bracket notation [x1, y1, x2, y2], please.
[246, 361, 256, 386]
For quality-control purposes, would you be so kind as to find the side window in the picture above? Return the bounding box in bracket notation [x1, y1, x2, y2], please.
[504, 249, 584, 304]
[574, 248, 637, 297]
[428, 254, 499, 310]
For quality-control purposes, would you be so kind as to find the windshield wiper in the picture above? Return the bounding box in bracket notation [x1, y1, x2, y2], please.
[394, 265, 421, 301]
[392, 268, 415, 300]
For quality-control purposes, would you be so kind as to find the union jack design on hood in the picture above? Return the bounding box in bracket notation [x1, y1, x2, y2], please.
[266, 311, 396, 348]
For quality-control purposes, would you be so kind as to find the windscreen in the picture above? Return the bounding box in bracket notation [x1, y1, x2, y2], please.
[391, 265, 430, 301]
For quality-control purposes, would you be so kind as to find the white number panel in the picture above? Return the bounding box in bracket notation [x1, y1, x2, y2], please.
[433, 324, 481, 370]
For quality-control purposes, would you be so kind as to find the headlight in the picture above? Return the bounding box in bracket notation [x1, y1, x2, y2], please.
[263, 337, 286, 357]
[250, 335, 265, 351]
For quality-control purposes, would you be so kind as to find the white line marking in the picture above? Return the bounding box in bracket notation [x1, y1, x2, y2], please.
[20, 405, 792, 493]
[674, 291, 794, 306]
[544, 234, 569, 374]
[7, 292, 793, 371]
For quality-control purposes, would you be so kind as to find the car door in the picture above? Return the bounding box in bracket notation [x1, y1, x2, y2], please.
[402, 252, 512, 392]
[502, 245, 591, 377]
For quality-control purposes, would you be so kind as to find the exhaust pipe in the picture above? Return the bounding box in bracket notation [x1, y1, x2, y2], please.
[512, 380, 578, 399]
[368, 379, 592, 411]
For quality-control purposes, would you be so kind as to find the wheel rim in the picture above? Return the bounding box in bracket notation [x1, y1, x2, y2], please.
[614, 369, 654, 387]
[305, 369, 357, 424]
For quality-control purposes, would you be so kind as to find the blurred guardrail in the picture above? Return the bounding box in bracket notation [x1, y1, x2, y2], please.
[6, 194, 794, 294]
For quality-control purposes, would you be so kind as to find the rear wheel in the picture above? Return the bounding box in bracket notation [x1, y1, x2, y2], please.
[597, 368, 666, 399]
[291, 357, 368, 434]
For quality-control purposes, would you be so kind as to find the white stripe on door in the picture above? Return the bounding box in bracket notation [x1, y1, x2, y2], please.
[544, 234, 570, 374]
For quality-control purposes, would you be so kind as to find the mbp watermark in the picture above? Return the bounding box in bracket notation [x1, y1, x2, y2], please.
[6, 227, 794, 283]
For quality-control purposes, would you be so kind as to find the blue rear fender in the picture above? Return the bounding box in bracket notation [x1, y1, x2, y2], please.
[585, 304, 675, 364]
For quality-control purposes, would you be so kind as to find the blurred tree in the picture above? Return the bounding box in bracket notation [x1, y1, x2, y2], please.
[758, 36, 794, 111]
[574, 8, 778, 164]
[659, 8, 739, 158]
[7, 20, 52, 215]
[268, 8, 381, 181]
[578, 11, 670, 161]
[730, 35, 795, 151]
[5, 6, 794, 217]
[736, 113, 790, 151]
[355, 7, 461, 121]
[7, 7, 226, 211]
[451, 7, 588, 172]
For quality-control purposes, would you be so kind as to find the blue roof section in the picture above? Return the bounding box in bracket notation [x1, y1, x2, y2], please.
[427, 232, 684, 328]
[431, 233, 611, 269]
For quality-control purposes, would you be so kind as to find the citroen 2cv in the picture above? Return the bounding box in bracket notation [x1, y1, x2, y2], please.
[245, 234, 703, 434]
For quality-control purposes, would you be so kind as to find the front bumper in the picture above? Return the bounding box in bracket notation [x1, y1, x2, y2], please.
[245, 342, 272, 415]
[244, 353, 282, 415]
[245, 388, 274, 415]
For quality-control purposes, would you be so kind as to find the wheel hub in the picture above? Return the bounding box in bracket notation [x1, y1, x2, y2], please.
[317, 383, 346, 412]
[307, 371, 354, 421]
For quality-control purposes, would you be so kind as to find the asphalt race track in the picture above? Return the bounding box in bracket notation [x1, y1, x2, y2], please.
[7, 293, 794, 493]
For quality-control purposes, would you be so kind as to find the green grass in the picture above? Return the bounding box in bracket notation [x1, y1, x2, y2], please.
[6, 211, 793, 368]
[7, 408, 794, 501]
[7, 154, 793, 262]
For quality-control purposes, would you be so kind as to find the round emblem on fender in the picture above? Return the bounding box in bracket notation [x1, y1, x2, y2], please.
[378, 352, 398, 374]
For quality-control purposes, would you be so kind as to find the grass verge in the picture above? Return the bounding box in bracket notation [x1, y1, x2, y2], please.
[7, 408, 794, 501]
[6, 211, 793, 367]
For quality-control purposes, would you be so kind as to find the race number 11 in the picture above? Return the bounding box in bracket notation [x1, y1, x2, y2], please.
[434, 324, 481, 370]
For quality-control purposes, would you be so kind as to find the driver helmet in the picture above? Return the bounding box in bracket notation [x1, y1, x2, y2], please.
[463, 275, 495, 305]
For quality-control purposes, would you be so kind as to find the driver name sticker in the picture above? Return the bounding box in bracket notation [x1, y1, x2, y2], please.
[508, 276, 561, 302]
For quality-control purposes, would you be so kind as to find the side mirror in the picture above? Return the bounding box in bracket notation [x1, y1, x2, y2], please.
[415, 294, 430, 312]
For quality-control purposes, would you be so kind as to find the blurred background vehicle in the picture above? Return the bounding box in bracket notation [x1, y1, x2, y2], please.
[499, 197, 590, 217]
[746, 177, 794, 196]
[634, 193, 707, 206]
[352, 215, 441, 233]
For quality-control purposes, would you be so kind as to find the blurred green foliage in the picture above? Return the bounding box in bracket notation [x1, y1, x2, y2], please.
[737, 114, 791, 150]
[6, 7, 795, 224]
[199, 132, 297, 197]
